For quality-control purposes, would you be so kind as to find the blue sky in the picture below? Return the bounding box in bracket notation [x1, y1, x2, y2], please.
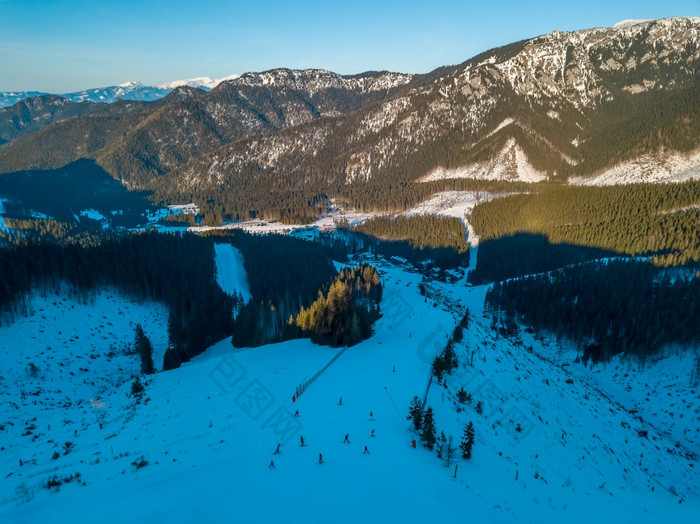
[1, 0, 697, 92]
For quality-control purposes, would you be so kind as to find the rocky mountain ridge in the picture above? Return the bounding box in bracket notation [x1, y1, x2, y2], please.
[0, 18, 698, 221]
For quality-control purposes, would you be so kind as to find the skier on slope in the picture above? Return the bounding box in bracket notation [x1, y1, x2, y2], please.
[338, 396, 343, 406]
[363, 446, 370, 455]
[274, 443, 281, 454]
[370, 429, 375, 437]
[269, 460, 276, 469]
[300, 435, 305, 446]
[318, 453, 324, 464]
[343, 433, 350, 444]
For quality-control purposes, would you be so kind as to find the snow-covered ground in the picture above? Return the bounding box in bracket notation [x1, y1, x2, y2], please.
[145, 203, 200, 225]
[1, 255, 697, 522]
[190, 203, 377, 236]
[213, 243, 251, 302]
[420, 139, 548, 183]
[0, 286, 170, 519]
[405, 191, 501, 220]
[569, 149, 700, 185]
[531, 345, 700, 455]
[187, 194, 502, 247]
[78, 209, 107, 222]
[190, 220, 309, 235]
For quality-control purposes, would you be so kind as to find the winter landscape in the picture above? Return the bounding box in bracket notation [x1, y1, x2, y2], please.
[1, 2, 699, 523]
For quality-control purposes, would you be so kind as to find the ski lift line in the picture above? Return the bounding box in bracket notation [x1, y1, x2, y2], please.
[421, 370, 433, 410]
[294, 346, 349, 401]
[383, 386, 410, 432]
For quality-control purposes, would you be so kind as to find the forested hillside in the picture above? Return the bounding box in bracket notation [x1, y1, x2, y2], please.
[486, 261, 700, 362]
[293, 265, 382, 346]
[0, 70, 411, 191]
[0, 95, 148, 147]
[203, 231, 345, 347]
[470, 182, 700, 271]
[350, 215, 468, 253]
[0, 159, 154, 228]
[469, 234, 616, 284]
[0, 233, 234, 369]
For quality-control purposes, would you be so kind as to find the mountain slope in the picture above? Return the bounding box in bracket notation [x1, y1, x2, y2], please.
[0, 18, 698, 222]
[0, 95, 156, 147]
[0, 91, 49, 110]
[159, 17, 699, 219]
[0, 70, 413, 189]
[0, 256, 697, 522]
[61, 81, 170, 104]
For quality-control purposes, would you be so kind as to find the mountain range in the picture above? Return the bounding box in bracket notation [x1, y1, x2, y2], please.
[0, 17, 698, 222]
[0, 74, 247, 109]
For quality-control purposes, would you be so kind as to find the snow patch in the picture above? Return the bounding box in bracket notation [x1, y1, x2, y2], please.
[421, 138, 548, 183]
[167, 203, 199, 215]
[213, 243, 251, 302]
[570, 149, 700, 185]
[613, 19, 654, 29]
[158, 76, 240, 91]
[79, 209, 107, 221]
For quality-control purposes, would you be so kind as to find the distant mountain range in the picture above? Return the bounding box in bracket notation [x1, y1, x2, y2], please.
[0, 17, 698, 223]
[0, 75, 242, 108]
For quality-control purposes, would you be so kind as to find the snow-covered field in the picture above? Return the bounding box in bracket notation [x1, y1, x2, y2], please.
[0, 286, 170, 520]
[187, 194, 502, 247]
[190, 203, 378, 236]
[534, 346, 700, 455]
[405, 191, 502, 220]
[1, 253, 697, 523]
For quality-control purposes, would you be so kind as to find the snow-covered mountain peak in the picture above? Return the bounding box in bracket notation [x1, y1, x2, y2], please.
[158, 74, 242, 91]
[159, 77, 216, 90]
[613, 18, 654, 29]
[214, 73, 241, 85]
[448, 16, 700, 110]
[231, 68, 413, 95]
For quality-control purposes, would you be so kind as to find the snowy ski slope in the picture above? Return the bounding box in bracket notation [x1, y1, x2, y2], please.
[0, 253, 697, 523]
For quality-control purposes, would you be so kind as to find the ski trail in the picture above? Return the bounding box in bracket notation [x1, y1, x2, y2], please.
[213, 243, 251, 302]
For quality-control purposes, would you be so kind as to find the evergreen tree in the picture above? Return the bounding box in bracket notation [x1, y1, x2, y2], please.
[457, 387, 468, 404]
[134, 324, 155, 375]
[460, 422, 475, 459]
[444, 339, 458, 371]
[432, 355, 445, 383]
[420, 407, 437, 450]
[453, 325, 463, 343]
[407, 396, 423, 431]
[460, 309, 470, 329]
[131, 376, 145, 397]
